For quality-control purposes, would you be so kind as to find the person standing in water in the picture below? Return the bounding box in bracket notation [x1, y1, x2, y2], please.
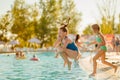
[88, 24, 117, 77]
[53, 18, 81, 70]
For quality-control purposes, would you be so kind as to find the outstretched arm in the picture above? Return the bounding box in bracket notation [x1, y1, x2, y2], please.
[87, 41, 97, 46]
[53, 39, 61, 48]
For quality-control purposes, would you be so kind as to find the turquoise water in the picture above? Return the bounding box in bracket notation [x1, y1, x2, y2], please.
[0, 52, 92, 80]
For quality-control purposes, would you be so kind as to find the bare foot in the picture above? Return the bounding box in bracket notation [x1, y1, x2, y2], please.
[68, 61, 72, 70]
[77, 54, 81, 60]
[89, 73, 96, 77]
[114, 66, 118, 73]
[64, 62, 67, 67]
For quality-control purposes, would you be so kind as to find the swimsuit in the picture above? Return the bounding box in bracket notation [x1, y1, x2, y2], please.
[115, 40, 119, 46]
[66, 42, 79, 52]
[61, 36, 78, 52]
[96, 35, 107, 51]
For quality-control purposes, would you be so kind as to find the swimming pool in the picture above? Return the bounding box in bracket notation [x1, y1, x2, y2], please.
[0, 52, 92, 80]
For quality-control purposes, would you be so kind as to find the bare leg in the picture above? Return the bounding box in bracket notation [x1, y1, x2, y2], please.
[101, 51, 118, 73]
[58, 47, 81, 70]
[90, 50, 104, 76]
[59, 52, 72, 70]
[64, 61, 67, 67]
[76, 53, 81, 60]
[90, 50, 118, 77]
[64, 48, 78, 60]
[63, 48, 81, 68]
[57, 47, 72, 70]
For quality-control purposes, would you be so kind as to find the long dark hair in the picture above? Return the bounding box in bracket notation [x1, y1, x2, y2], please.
[75, 34, 80, 43]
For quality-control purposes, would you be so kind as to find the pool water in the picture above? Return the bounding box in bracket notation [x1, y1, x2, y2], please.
[0, 52, 92, 80]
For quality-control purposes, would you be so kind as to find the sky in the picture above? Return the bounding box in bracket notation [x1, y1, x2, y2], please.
[0, 0, 120, 34]
[74, 0, 100, 33]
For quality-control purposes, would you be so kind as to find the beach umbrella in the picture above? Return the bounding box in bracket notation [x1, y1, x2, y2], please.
[28, 38, 41, 51]
[28, 38, 41, 44]
[8, 40, 19, 45]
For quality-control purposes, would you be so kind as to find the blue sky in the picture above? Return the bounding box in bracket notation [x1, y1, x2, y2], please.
[0, 0, 120, 34]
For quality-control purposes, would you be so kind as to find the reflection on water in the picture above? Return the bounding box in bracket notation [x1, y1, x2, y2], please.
[0, 52, 89, 80]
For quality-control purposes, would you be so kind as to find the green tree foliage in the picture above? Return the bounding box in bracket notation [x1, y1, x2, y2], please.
[11, 0, 37, 47]
[96, 0, 117, 34]
[83, 25, 92, 35]
[100, 17, 114, 34]
[35, 0, 81, 47]
[0, 12, 11, 42]
[57, 0, 81, 34]
[116, 14, 120, 34]
[1, 0, 81, 47]
[35, 0, 59, 47]
[83, 0, 119, 35]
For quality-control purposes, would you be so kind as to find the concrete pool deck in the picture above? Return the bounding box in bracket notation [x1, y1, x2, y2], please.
[79, 52, 120, 80]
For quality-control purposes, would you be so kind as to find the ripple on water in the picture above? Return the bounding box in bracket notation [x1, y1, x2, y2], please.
[0, 52, 90, 80]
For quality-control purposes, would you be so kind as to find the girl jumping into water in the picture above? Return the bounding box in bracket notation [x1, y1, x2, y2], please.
[54, 18, 81, 70]
[88, 24, 117, 77]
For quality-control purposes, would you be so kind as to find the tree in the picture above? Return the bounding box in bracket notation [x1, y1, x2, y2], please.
[116, 14, 120, 34]
[83, 25, 92, 35]
[57, 0, 81, 33]
[0, 11, 11, 42]
[96, 0, 117, 34]
[4, 0, 81, 47]
[11, 0, 36, 47]
[36, 0, 81, 47]
[83, 0, 119, 35]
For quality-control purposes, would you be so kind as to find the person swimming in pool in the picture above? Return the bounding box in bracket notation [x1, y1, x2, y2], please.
[30, 54, 39, 61]
[54, 18, 81, 70]
[88, 24, 117, 77]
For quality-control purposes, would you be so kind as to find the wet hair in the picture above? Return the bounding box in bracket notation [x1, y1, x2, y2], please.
[92, 24, 100, 31]
[59, 18, 70, 33]
[60, 24, 68, 33]
[95, 44, 98, 48]
[33, 55, 36, 57]
[75, 34, 80, 43]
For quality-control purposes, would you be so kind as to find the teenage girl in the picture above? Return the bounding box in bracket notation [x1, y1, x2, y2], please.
[54, 19, 81, 70]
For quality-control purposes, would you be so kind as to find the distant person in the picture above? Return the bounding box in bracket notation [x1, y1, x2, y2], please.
[111, 36, 116, 51]
[7, 54, 10, 56]
[15, 52, 20, 58]
[88, 24, 117, 77]
[30, 54, 39, 61]
[19, 51, 23, 57]
[32, 54, 37, 58]
[75, 34, 82, 48]
[19, 51, 26, 58]
[75, 34, 85, 57]
[115, 37, 120, 55]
